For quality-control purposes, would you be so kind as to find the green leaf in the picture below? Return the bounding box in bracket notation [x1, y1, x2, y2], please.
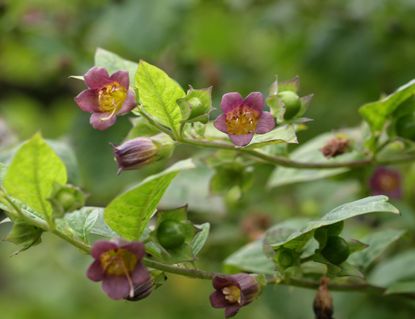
[95, 48, 138, 86]
[126, 117, 160, 140]
[359, 79, 415, 133]
[349, 229, 405, 270]
[3, 133, 67, 219]
[385, 280, 415, 295]
[224, 240, 276, 275]
[104, 159, 195, 240]
[191, 223, 210, 256]
[0, 162, 6, 185]
[369, 250, 415, 287]
[59, 207, 117, 243]
[266, 196, 398, 251]
[268, 130, 362, 188]
[246, 125, 298, 149]
[135, 60, 185, 136]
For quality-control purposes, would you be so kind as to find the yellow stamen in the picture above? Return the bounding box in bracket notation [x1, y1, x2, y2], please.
[98, 82, 127, 114]
[225, 105, 259, 135]
[222, 285, 241, 304]
[99, 248, 138, 277]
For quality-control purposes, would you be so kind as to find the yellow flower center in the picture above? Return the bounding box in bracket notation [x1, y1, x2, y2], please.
[99, 248, 138, 276]
[222, 285, 241, 304]
[98, 82, 127, 114]
[379, 175, 399, 192]
[225, 105, 259, 135]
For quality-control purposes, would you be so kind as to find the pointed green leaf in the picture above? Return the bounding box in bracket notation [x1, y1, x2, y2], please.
[266, 196, 399, 251]
[136, 60, 185, 136]
[95, 48, 138, 86]
[385, 280, 415, 295]
[191, 223, 210, 256]
[349, 229, 405, 270]
[104, 159, 195, 240]
[3, 133, 67, 219]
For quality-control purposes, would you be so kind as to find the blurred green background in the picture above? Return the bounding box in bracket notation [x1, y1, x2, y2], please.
[1, 0, 415, 318]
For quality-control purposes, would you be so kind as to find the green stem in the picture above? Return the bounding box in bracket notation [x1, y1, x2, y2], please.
[180, 138, 415, 169]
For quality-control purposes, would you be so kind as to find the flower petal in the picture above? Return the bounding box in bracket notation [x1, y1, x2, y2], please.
[131, 263, 151, 286]
[122, 242, 145, 260]
[225, 305, 240, 318]
[221, 92, 243, 113]
[74, 89, 99, 113]
[91, 240, 118, 259]
[210, 291, 229, 308]
[255, 112, 275, 134]
[102, 275, 131, 300]
[86, 260, 105, 282]
[118, 90, 137, 115]
[84, 67, 112, 89]
[110, 70, 129, 89]
[212, 276, 235, 290]
[213, 114, 228, 133]
[244, 92, 264, 112]
[229, 134, 254, 147]
[90, 112, 117, 130]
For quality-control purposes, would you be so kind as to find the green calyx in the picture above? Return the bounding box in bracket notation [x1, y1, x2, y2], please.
[48, 183, 86, 217]
[278, 91, 302, 120]
[395, 113, 415, 141]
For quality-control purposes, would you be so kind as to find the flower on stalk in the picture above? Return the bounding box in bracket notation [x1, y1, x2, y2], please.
[74, 67, 136, 130]
[86, 239, 151, 300]
[214, 92, 275, 147]
[210, 274, 260, 318]
[369, 167, 402, 199]
[112, 134, 174, 174]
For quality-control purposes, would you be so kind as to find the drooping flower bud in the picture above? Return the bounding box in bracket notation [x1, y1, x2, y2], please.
[112, 134, 174, 174]
[313, 277, 334, 319]
[125, 276, 154, 301]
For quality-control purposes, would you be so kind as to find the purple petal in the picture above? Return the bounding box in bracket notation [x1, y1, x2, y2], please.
[91, 240, 118, 259]
[229, 134, 254, 147]
[102, 275, 130, 300]
[131, 264, 150, 286]
[90, 112, 117, 130]
[84, 67, 112, 89]
[121, 242, 145, 260]
[110, 70, 129, 89]
[74, 89, 99, 113]
[255, 112, 275, 134]
[118, 90, 136, 115]
[225, 305, 240, 318]
[210, 291, 229, 308]
[221, 92, 243, 113]
[87, 260, 104, 282]
[212, 276, 235, 290]
[243, 92, 264, 112]
[214, 114, 228, 133]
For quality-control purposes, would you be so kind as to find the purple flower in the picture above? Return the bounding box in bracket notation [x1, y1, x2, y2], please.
[369, 167, 402, 199]
[210, 274, 260, 318]
[74, 67, 136, 130]
[86, 239, 151, 300]
[214, 92, 275, 147]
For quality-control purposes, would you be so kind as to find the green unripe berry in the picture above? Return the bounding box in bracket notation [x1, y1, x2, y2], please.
[395, 114, 415, 141]
[314, 228, 328, 248]
[321, 236, 350, 265]
[278, 91, 301, 120]
[276, 248, 295, 268]
[325, 221, 344, 236]
[156, 220, 187, 250]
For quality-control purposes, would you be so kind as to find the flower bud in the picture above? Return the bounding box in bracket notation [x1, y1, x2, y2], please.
[277, 91, 302, 120]
[320, 136, 350, 158]
[112, 134, 174, 174]
[313, 277, 334, 319]
[48, 183, 86, 217]
[125, 276, 154, 302]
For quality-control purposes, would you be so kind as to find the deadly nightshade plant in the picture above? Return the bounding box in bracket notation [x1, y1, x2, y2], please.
[214, 92, 275, 146]
[86, 239, 152, 300]
[369, 167, 402, 199]
[209, 274, 261, 318]
[74, 67, 136, 130]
